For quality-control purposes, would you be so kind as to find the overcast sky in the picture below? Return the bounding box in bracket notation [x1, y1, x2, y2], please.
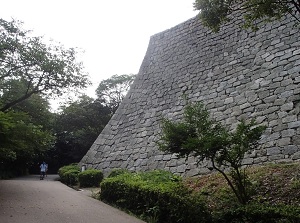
[0, 0, 198, 100]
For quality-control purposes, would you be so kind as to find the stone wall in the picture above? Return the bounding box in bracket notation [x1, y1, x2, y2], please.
[80, 14, 300, 177]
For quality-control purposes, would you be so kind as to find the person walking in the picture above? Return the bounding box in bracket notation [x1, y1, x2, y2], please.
[40, 161, 47, 180]
[45, 162, 48, 177]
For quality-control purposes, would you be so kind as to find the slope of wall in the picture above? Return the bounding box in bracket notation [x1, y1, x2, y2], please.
[81, 14, 300, 176]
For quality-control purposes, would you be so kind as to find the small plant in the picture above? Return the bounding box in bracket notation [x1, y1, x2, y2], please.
[107, 168, 131, 178]
[291, 179, 300, 189]
[58, 164, 80, 186]
[144, 206, 160, 223]
[78, 169, 103, 187]
[213, 202, 300, 223]
[91, 188, 101, 200]
[158, 101, 266, 205]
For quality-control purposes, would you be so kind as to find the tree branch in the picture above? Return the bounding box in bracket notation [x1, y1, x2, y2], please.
[211, 158, 245, 204]
[0, 89, 40, 112]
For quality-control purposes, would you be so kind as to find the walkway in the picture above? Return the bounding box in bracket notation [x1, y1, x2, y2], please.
[0, 175, 145, 223]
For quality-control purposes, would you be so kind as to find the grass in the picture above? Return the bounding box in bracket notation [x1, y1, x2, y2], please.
[77, 162, 300, 210]
[184, 162, 300, 212]
[75, 162, 300, 222]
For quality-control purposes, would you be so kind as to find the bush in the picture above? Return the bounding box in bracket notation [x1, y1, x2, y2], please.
[58, 163, 79, 176]
[213, 202, 300, 223]
[58, 164, 80, 186]
[78, 169, 103, 187]
[107, 168, 131, 178]
[100, 170, 211, 223]
[64, 169, 80, 186]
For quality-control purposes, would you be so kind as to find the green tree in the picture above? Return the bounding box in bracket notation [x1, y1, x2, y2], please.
[0, 111, 54, 177]
[0, 76, 56, 177]
[0, 18, 90, 112]
[194, 0, 300, 32]
[48, 95, 111, 171]
[1, 79, 54, 127]
[96, 74, 135, 113]
[158, 101, 266, 204]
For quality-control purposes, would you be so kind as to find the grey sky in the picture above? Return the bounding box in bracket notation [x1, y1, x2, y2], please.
[0, 0, 198, 102]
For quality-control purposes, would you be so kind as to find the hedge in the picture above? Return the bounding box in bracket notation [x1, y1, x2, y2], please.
[213, 202, 300, 223]
[100, 170, 211, 223]
[58, 164, 80, 186]
[78, 169, 103, 187]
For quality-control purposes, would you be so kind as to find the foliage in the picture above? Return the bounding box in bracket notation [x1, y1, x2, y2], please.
[63, 169, 80, 186]
[0, 17, 91, 177]
[58, 164, 80, 186]
[11, 86, 54, 130]
[96, 74, 135, 113]
[0, 18, 90, 112]
[0, 78, 56, 177]
[249, 163, 300, 205]
[48, 75, 134, 172]
[213, 203, 300, 223]
[0, 110, 54, 177]
[78, 169, 104, 188]
[58, 163, 80, 176]
[47, 95, 111, 172]
[107, 168, 131, 178]
[100, 170, 211, 223]
[47, 74, 134, 172]
[158, 101, 266, 204]
[194, 0, 300, 32]
[185, 162, 300, 222]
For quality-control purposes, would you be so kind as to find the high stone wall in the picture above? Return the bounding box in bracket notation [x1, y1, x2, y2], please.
[80, 14, 300, 177]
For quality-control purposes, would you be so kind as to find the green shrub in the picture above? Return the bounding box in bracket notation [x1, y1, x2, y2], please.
[100, 170, 211, 223]
[78, 169, 103, 187]
[64, 169, 80, 186]
[213, 202, 300, 223]
[107, 168, 131, 178]
[58, 163, 79, 176]
[58, 164, 80, 186]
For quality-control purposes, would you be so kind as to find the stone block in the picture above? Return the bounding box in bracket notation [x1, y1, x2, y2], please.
[267, 147, 281, 156]
[254, 156, 268, 164]
[288, 121, 300, 129]
[242, 158, 254, 165]
[282, 115, 297, 123]
[281, 102, 294, 111]
[281, 129, 295, 137]
[268, 154, 284, 161]
[291, 151, 300, 160]
[277, 137, 291, 146]
[282, 145, 299, 155]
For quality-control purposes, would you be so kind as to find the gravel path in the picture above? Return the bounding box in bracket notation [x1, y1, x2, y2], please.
[0, 175, 145, 223]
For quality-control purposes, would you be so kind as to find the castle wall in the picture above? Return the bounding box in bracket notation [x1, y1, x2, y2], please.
[81, 14, 300, 177]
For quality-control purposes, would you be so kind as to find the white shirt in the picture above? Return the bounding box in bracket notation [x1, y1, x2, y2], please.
[40, 163, 47, 172]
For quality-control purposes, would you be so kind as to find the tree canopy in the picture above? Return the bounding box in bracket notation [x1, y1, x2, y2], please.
[194, 0, 300, 32]
[96, 74, 136, 113]
[0, 18, 90, 112]
[0, 96, 55, 177]
[158, 101, 266, 204]
[46, 95, 112, 171]
[0, 18, 91, 177]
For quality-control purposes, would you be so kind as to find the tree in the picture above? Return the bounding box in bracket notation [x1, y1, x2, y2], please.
[0, 78, 56, 177]
[194, 0, 300, 32]
[0, 18, 90, 112]
[0, 79, 54, 126]
[96, 74, 136, 113]
[48, 95, 111, 171]
[0, 111, 54, 176]
[158, 101, 266, 204]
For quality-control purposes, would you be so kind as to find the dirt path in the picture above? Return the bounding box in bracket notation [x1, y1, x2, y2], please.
[0, 175, 145, 223]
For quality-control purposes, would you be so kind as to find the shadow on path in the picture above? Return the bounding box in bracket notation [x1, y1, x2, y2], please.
[0, 175, 145, 223]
